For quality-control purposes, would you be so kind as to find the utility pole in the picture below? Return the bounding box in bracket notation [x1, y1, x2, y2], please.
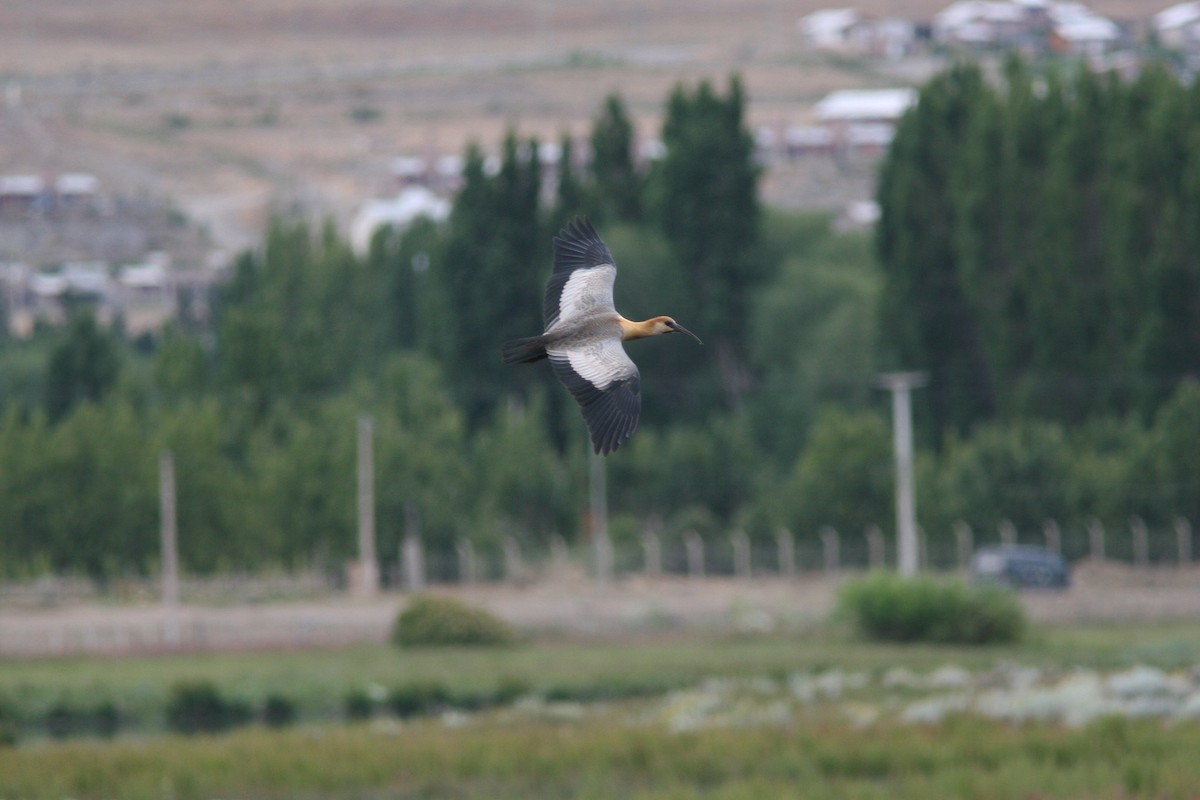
[355, 414, 379, 596]
[589, 449, 612, 582]
[876, 372, 927, 577]
[159, 450, 180, 645]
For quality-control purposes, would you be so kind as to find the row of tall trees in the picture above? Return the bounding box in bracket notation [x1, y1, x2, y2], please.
[1, 69, 1199, 579]
[878, 60, 1200, 434]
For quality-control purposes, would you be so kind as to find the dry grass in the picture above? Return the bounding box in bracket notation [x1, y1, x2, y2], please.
[0, 0, 1166, 255]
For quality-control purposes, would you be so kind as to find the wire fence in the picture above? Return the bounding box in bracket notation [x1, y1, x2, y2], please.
[1, 517, 1192, 607]
[374, 515, 1195, 592]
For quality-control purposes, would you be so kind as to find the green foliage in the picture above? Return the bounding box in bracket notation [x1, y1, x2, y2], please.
[776, 408, 892, 539]
[651, 76, 763, 409]
[589, 93, 644, 223]
[343, 688, 375, 721]
[6, 75, 1200, 581]
[391, 595, 516, 648]
[748, 214, 880, 460]
[164, 681, 253, 735]
[438, 135, 548, 425]
[261, 694, 297, 728]
[387, 681, 449, 718]
[838, 573, 1026, 644]
[43, 312, 121, 422]
[879, 61, 1200, 434]
[929, 420, 1073, 533]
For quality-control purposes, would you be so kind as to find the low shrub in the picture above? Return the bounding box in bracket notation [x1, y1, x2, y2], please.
[44, 700, 121, 740]
[261, 694, 297, 728]
[344, 688, 375, 722]
[44, 702, 87, 740]
[94, 701, 120, 738]
[165, 681, 253, 735]
[391, 595, 516, 648]
[388, 681, 450, 719]
[0, 698, 18, 747]
[838, 573, 1026, 645]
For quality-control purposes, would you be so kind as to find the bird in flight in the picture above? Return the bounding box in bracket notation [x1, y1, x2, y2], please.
[501, 216, 701, 455]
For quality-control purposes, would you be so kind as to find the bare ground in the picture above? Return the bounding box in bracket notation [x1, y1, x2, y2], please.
[2, 561, 1199, 659]
[0, 0, 1156, 256]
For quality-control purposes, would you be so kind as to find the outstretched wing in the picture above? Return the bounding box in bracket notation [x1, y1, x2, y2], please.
[543, 216, 618, 331]
[548, 338, 641, 455]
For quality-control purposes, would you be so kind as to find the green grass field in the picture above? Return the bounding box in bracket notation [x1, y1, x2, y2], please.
[2, 620, 1200, 798]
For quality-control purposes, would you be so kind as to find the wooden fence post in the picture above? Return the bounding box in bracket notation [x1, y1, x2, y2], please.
[1087, 518, 1105, 561]
[820, 526, 839, 576]
[1177, 517, 1193, 566]
[551, 535, 569, 573]
[1130, 516, 1149, 567]
[642, 528, 662, 578]
[456, 539, 477, 585]
[776, 528, 796, 577]
[1043, 519, 1061, 555]
[953, 521, 972, 571]
[732, 530, 751, 579]
[865, 525, 885, 570]
[684, 531, 705, 579]
[503, 535, 525, 584]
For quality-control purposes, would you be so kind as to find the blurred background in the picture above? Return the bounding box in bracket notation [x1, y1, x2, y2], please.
[1, 0, 1196, 603]
[3, 1, 1200, 795]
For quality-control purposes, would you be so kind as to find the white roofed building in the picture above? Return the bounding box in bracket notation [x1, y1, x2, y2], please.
[350, 185, 450, 256]
[814, 88, 918, 125]
[1155, 2, 1200, 49]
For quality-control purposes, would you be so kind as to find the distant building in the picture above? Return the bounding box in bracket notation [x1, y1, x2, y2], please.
[933, 0, 1122, 56]
[54, 173, 99, 212]
[814, 88, 918, 126]
[798, 7, 918, 57]
[0, 175, 46, 215]
[799, 8, 862, 49]
[1154, 2, 1200, 49]
[350, 185, 451, 256]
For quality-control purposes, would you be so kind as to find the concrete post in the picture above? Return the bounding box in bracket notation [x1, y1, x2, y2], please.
[776, 528, 796, 577]
[159, 450, 180, 645]
[820, 526, 840, 576]
[1176, 517, 1193, 566]
[1043, 519, 1061, 555]
[641, 529, 662, 578]
[1087, 518, 1105, 561]
[876, 372, 927, 577]
[684, 531, 705, 579]
[456, 539, 477, 585]
[1130, 516, 1149, 567]
[355, 415, 379, 596]
[865, 525, 885, 570]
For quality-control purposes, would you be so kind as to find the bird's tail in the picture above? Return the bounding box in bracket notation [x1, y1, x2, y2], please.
[501, 335, 549, 364]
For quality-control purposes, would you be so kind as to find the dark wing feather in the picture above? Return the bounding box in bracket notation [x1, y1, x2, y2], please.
[543, 216, 617, 330]
[548, 351, 640, 455]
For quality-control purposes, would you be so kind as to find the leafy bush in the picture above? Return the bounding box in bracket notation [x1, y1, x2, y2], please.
[0, 697, 18, 747]
[261, 694, 297, 728]
[391, 595, 515, 648]
[388, 681, 449, 719]
[165, 681, 252, 735]
[93, 701, 120, 738]
[44, 700, 122, 740]
[344, 688, 375, 721]
[44, 702, 86, 739]
[838, 573, 1025, 644]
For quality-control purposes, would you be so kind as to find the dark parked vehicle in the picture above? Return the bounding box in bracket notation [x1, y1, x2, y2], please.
[971, 544, 1070, 590]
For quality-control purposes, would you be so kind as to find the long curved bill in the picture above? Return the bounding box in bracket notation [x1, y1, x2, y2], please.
[667, 321, 702, 344]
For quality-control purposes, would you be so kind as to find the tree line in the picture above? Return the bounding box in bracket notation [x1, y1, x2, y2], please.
[0, 68, 1197, 581]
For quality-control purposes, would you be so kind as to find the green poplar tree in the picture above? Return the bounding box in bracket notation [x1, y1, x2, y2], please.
[590, 93, 644, 223]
